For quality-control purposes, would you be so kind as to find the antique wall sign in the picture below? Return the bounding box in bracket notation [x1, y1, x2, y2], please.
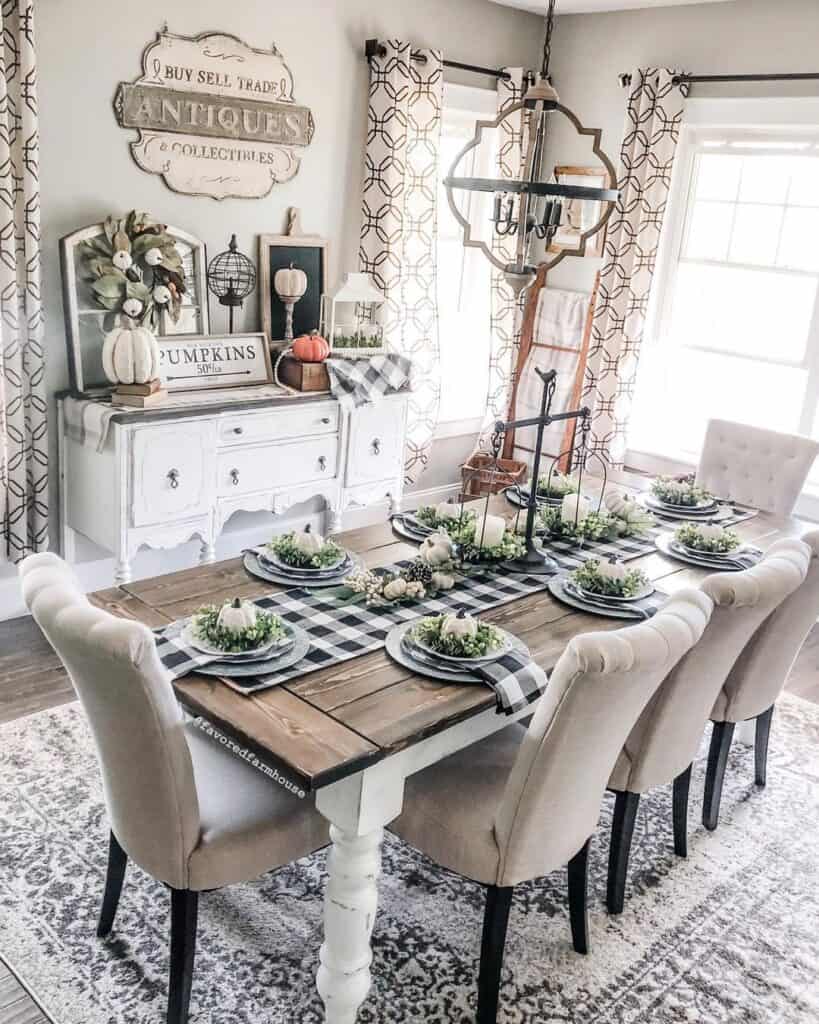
[157, 332, 272, 391]
[114, 31, 314, 200]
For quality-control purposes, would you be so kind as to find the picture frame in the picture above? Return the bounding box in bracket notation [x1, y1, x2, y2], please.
[547, 166, 610, 258]
[259, 234, 328, 349]
[157, 332, 272, 392]
[59, 221, 210, 396]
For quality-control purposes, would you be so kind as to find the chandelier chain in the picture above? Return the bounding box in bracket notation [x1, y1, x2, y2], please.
[541, 0, 557, 79]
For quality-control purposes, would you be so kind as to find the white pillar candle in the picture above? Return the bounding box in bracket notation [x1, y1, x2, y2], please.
[475, 512, 506, 548]
[561, 493, 592, 524]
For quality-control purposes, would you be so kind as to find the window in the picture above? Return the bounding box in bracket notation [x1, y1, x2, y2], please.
[436, 84, 498, 433]
[629, 100, 819, 508]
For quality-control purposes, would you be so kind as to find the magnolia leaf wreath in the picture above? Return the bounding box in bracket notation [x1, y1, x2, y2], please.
[78, 210, 187, 331]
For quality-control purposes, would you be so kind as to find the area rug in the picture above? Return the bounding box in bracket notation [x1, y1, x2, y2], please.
[2, 697, 819, 1024]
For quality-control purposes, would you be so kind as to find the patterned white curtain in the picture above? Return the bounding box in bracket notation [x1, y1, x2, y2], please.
[479, 68, 527, 446]
[360, 40, 443, 484]
[584, 67, 688, 467]
[0, 1, 46, 561]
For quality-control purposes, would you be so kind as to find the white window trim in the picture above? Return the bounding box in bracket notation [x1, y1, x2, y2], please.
[626, 96, 819, 522]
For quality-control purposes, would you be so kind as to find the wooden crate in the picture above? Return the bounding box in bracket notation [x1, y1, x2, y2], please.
[277, 354, 330, 392]
[461, 452, 527, 498]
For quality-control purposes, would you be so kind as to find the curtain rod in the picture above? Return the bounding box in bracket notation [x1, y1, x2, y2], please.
[619, 71, 819, 88]
[365, 39, 512, 81]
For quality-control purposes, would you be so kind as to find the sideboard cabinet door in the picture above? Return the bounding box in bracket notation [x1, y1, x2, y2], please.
[345, 400, 406, 487]
[131, 423, 214, 527]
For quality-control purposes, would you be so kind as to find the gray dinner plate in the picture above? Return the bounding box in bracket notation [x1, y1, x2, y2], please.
[261, 546, 350, 575]
[244, 549, 362, 589]
[645, 494, 717, 514]
[548, 575, 657, 620]
[656, 533, 760, 571]
[410, 622, 517, 666]
[385, 620, 528, 684]
[390, 515, 428, 545]
[195, 622, 311, 678]
[569, 577, 655, 604]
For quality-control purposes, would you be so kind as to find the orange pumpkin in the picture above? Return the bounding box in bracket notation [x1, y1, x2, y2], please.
[292, 331, 330, 363]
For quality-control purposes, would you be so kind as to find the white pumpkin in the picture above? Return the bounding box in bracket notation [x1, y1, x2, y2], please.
[153, 284, 172, 305]
[694, 523, 726, 542]
[604, 491, 633, 518]
[405, 581, 425, 598]
[596, 557, 627, 581]
[431, 571, 455, 591]
[561, 493, 592, 524]
[101, 325, 160, 385]
[122, 297, 144, 320]
[474, 512, 506, 548]
[419, 531, 454, 566]
[383, 578, 408, 600]
[435, 500, 459, 521]
[274, 264, 308, 301]
[440, 609, 477, 639]
[144, 247, 164, 267]
[293, 523, 324, 555]
[112, 250, 132, 271]
[216, 598, 258, 634]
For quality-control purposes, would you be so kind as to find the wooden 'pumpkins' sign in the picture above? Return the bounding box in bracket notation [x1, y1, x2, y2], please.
[157, 332, 272, 391]
[114, 31, 314, 200]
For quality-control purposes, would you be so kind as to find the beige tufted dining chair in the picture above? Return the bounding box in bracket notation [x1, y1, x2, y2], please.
[19, 552, 329, 1024]
[704, 529, 819, 829]
[606, 538, 810, 916]
[389, 589, 711, 1024]
[695, 418, 819, 517]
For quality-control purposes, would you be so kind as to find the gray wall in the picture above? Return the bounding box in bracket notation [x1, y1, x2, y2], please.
[546, 0, 819, 296]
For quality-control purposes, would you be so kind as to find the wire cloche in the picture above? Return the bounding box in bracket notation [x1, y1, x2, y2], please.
[206, 234, 257, 333]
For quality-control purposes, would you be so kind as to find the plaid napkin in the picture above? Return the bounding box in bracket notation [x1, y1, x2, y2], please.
[472, 651, 549, 715]
[154, 621, 223, 680]
[325, 353, 412, 410]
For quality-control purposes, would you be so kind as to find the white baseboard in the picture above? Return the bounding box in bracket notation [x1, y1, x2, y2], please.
[0, 481, 462, 622]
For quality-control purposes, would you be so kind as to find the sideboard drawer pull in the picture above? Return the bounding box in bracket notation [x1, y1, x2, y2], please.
[233, 426, 244, 435]
[167, 468, 180, 489]
[320, 416, 331, 425]
[230, 468, 240, 486]
[371, 438, 381, 456]
[318, 455, 327, 471]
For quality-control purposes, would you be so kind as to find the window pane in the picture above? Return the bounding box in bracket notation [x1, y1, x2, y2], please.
[778, 207, 819, 272]
[788, 157, 819, 207]
[695, 154, 742, 201]
[669, 263, 816, 363]
[728, 204, 783, 266]
[683, 200, 734, 260]
[738, 155, 792, 204]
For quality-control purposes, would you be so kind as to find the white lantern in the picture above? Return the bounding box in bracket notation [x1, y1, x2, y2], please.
[320, 272, 385, 358]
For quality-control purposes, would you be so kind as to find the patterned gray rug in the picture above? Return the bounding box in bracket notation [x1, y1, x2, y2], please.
[2, 697, 819, 1024]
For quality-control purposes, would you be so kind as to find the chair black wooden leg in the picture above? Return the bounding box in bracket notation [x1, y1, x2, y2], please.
[567, 838, 591, 954]
[97, 831, 127, 938]
[168, 889, 199, 1024]
[755, 706, 774, 787]
[477, 885, 514, 1024]
[607, 791, 640, 915]
[703, 721, 736, 831]
[672, 764, 692, 858]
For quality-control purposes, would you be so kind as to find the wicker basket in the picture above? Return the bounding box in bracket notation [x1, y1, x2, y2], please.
[460, 452, 527, 498]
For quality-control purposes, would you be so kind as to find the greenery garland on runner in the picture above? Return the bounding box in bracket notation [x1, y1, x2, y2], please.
[79, 210, 188, 331]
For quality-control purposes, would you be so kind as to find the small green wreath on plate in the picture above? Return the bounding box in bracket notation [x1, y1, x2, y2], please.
[651, 475, 713, 507]
[411, 612, 502, 659]
[571, 558, 650, 598]
[674, 522, 740, 554]
[267, 527, 345, 569]
[414, 503, 476, 531]
[192, 600, 286, 654]
[538, 506, 620, 544]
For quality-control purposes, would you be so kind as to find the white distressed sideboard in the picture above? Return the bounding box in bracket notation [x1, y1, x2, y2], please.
[58, 390, 408, 583]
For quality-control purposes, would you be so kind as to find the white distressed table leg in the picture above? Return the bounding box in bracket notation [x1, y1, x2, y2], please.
[314, 762, 405, 1023]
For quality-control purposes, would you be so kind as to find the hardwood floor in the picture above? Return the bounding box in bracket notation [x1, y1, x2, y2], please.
[0, 958, 49, 1024]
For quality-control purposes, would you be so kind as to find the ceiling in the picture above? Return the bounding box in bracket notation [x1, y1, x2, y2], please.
[491, 0, 733, 14]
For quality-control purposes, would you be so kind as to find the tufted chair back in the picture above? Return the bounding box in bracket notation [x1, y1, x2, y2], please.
[609, 538, 811, 796]
[713, 529, 819, 724]
[493, 588, 712, 886]
[695, 418, 819, 516]
[19, 552, 201, 890]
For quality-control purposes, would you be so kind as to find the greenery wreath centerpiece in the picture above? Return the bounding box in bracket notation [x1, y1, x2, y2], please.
[651, 474, 713, 507]
[414, 501, 476, 531]
[192, 599, 286, 654]
[79, 210, 188, 331]
[532, 471, 578, 500]
[571, 558, 650, 599]
[675, 522, 740, 554]
[448, 512, 525, 564]
[538, 502, 620, 544]
[411, 611, 502, 659]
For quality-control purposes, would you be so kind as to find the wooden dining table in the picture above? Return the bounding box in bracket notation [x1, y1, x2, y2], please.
[88, 474, 808, 1023]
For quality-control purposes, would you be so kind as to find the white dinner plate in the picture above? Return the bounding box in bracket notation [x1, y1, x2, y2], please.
[181, 622, 290, 661]
[645, 494, 717, 514]
[261, 547, 349, 575]
[571, 578, 655, 604]
[409, 622, 516, 665]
